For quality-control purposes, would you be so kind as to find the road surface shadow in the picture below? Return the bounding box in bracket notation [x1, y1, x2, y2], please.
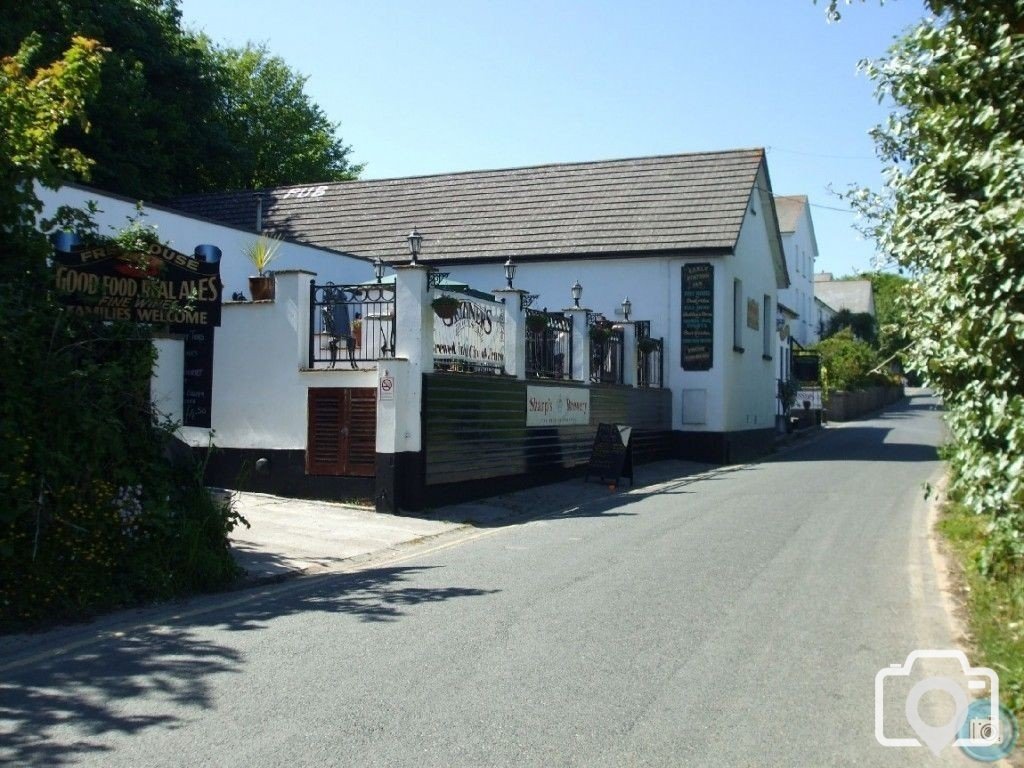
[0, 565, 497, 767]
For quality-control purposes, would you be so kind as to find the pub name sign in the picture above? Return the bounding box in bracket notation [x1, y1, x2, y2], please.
[52, 238, 223, 329]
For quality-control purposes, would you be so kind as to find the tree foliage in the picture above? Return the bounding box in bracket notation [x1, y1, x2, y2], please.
[209, 43, 362, 189]
[0, 38, 243, 628]
[0, 0, 360, 200]
[813, 328, 885, 392]
[825, 308, 877, 345]
[854, 1, 1024, 575]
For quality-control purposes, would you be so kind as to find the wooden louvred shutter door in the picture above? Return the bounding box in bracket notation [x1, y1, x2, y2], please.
[307, 388, 377, 476]
[345, 388, 377, 476]
[307, 388, 346, 475]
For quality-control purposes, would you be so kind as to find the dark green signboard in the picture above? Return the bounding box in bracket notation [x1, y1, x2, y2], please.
[52, 240, 222, 330]
[681, 263, 714, 370]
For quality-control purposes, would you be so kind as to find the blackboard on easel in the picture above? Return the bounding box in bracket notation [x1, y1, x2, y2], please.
[585, 423, 634, 487]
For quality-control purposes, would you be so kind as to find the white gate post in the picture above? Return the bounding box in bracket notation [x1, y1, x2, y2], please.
[563, 307, 591, 382]
[493, 289, 527, 380]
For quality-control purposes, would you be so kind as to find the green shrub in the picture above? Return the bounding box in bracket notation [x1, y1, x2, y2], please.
[812, 328, 881, 392]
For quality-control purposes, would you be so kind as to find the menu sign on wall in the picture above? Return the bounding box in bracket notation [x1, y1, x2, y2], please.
[182, 328, 215, 428]
[681, 263, 714, 370]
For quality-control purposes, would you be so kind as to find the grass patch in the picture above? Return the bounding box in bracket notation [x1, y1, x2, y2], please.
[938, 499, 1024, 719]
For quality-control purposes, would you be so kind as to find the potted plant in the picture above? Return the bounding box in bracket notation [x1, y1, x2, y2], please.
[431, 295, 460, 320]
[525, 313, 550, 334]
[637, 337, 659, 353]
[244, 235, 282, 301]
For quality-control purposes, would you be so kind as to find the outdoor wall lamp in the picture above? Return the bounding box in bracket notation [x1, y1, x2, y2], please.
[622, 296, 632, 321]
[504, 257, 517, 289]
[407, 227, 422, 264]
[571, 280, 583, 308]
[373, 256, 385, 283]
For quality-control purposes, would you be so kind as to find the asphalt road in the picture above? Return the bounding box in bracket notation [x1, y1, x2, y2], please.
[2, 391, 977, 767]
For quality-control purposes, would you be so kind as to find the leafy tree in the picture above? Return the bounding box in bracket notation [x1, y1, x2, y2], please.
[813, 328, 881, 392]
[208, 42, 362, 189]
[0, 37, 243, 627]
[845, 1, 1024, 574]
[0, 1, 360, 200]
[825, 308, 877, 345]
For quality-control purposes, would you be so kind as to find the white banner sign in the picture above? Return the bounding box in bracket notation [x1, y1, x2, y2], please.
[526, 386, 591, 427]
[433, 294, 505, 369]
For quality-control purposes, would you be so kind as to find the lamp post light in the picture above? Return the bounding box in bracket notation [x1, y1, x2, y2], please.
[373, 256, 385, 283]
[622, 296, 632, 321]
[407, 227, 422, 264]
[571, 280, 583, 308]
[504, 257, 517, 289]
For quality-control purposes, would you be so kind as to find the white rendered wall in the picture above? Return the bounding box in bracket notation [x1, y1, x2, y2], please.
[37, 184, 374, 297]
[776, 203, 819, 347]
[722, 186, 782, 433]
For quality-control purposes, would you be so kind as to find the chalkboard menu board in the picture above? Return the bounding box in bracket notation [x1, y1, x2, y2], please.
[681, 263, 714, 370]
[183, 328, 214, 428]
[585, 423, 634, 487]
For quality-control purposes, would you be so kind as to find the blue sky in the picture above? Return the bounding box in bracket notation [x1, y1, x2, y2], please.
[179, 0, 928, 277]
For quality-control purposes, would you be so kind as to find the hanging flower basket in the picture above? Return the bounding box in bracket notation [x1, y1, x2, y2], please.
[526, 314, 550, 333]
[431, 295, 461, 320]
[589, 324, 611, 343]
[637, 337, 659, 353]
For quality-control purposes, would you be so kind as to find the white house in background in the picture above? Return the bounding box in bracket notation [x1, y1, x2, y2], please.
[773, 195, 819, 348]
[172, 149, 791, 463]
[813, 272, 876, 321]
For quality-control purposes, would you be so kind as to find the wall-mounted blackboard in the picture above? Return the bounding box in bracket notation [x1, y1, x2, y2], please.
[183, 328, 214, 428]
[681, 263, 714, 370]
[585, 423, 634, 487]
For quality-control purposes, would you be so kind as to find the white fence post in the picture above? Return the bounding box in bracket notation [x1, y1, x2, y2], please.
[619, 322, 637, 386]
[493, 289, 526, 379]
[563, 307, 591, 382]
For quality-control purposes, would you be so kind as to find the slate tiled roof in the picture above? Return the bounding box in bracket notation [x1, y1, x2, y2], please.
[773, 195, 807, 234]
[169, 149, 768, 263]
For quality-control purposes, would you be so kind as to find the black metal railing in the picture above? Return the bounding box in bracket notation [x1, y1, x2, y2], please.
[635, 321, 663, 388]
[589, 314, 624, 384]
[309, 281, 396, 368]
[525, 308, 573, 379]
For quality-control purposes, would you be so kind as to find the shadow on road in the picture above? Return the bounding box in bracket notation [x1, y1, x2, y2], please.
[0, 565, 498, 767]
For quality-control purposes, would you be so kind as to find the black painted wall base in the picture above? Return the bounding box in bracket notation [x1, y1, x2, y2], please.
[199, 447, 374, 502]
[672, 427, 775, 464]
[375, 452, 425, 513]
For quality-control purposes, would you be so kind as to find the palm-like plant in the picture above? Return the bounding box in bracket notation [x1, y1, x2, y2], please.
[244, 235, 282, 276]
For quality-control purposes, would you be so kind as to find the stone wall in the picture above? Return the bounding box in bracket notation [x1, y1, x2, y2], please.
[824, 385, 905, 422]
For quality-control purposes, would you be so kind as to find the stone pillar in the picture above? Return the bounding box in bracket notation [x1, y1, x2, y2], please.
[619, 321, 637, 386]
[563, 307, 591, 382]
[493, 289, 527, 380]
[375, 264, 431, 513]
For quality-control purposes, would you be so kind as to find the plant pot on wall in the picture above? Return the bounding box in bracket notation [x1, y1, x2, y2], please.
[431, 295, 460, 320]
[249, 274, 275, 301]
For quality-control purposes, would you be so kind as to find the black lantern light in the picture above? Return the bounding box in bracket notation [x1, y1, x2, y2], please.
[373, 256, 385, 283]
[504, 257, 517, 289]
[407, 227, 422, 263]
[622, 296, 632, 321]
[571, 280, 583, 308]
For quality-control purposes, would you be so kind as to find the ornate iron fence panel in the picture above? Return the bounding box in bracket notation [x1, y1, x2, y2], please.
[589, 314, 624, 384]
[525, 309, 573, 379]
[635, 320, 663, 387]
[309, 281, 396, 368]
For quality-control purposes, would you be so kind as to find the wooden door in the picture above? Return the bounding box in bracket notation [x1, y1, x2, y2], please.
[306, 388, 377, 476]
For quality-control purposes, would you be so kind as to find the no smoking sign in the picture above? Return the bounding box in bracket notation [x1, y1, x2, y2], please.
[379, 375, 395, 401]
